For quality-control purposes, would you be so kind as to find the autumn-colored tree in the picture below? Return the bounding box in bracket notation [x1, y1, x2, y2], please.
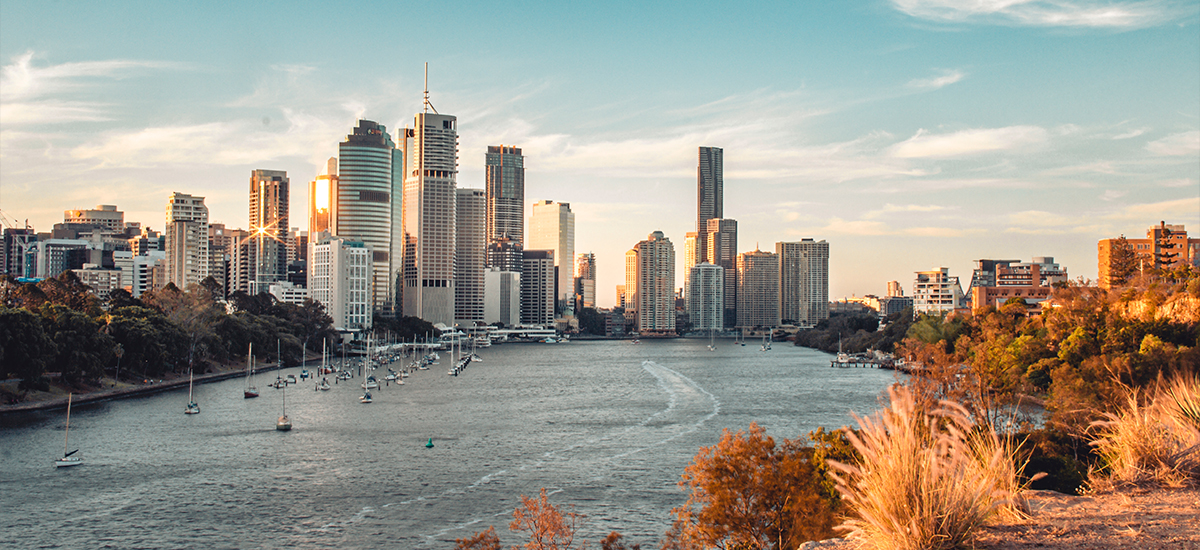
[455, 525, 501, 550]
[669, 423, 838, 550]
[599, 532, 640, 550]
[509, 488, 583, 550]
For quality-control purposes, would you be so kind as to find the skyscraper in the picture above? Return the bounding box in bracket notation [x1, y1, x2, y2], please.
[400, 110, 459, 326]
[575, 252, 596, 310]
[629, 231, 675, 335]
[309, 157, 337, 236]
[249, 169, 289, 294]
[706, 217, 738, 327]
[521, 249, 555, 325]
[527, 200, 575, 312]
[485, 145, 524, 249]
[697, 146, 723, 264]
[777, 239, 829, 327]
[308, 236, 373, 332]
[688, 262, 724, 331]
[455, 188, 486, 325]
[334, 120, 399, 314]
[736, 249, 779, 328]
[165, 192, 209, 289]
[683, 231, 698, 304]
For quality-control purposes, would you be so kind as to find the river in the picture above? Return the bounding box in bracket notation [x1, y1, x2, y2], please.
[0, 338, 897, 549]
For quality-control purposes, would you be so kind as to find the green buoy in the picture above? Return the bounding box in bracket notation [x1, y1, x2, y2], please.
[425, 437, 434, 448]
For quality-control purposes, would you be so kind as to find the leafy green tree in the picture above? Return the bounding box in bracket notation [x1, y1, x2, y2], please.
[576, 307, 606, 335]
[40, 304, 113, 386]
[0, 306, 55, 384]
[1107, 235, 1139, 286]
[38, 270, 101, 315]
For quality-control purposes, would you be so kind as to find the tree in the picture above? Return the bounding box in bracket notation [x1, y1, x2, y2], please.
[577, 307, 606, 335]
[509, 488, 582, 550]
[0, 305, 55, 385]
[454, 526, 501, 550]
[40, 304, 113, 386]
[38, 270, 101, 315]
[1107, 235, 1139, 286]
[600, 532, 641, 550]
[670, 423, 839, 550]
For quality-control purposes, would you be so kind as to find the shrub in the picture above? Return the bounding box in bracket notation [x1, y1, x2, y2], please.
[830, 387, 1024, 550]
[1089, 374, 1200, 489]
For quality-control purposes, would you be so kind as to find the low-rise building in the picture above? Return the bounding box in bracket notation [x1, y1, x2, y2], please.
[913, 267, 964, 315]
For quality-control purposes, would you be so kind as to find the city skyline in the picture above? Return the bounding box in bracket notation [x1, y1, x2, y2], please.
[2, 1, 1198, 307]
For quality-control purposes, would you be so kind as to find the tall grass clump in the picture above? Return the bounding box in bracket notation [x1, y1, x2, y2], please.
[830, 387, 1024, 550]
[1090, 374, 1200, 489]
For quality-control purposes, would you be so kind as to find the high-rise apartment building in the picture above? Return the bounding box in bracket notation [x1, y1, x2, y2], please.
[688, 262, 724, 331]
[737, 249, 780, 328]
[886, 280, 904, 297]
[697, 146, 723, 264]
[913, 267, 964, 315]
[776, 239, 829, 328]
[629, 231, 675, 334]
[165, 192, 209, 289]
[485, 145, 524, 249]
[521, 249, 555, 325]
[249, 169, 289, 294]
[400, 111, 458, 325]
[334, 120, 401, 314]
[455, 188, 486, 325]
[528, 200, 575, 312]
[706, 218, 738, 327]
[309, 157, 338, 236]
[308, 236, 373, 332]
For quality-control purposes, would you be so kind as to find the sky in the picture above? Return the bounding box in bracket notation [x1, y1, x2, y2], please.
[1, 0, 1198, 308]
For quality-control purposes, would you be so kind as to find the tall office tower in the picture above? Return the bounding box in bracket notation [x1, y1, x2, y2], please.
[575, 252, 597, 310]
[706, 218, 738, 327]
[616, 285, 626, 309]
[308, 236, 373, 332]
[399, 109, 458, 326]
[521, 250, 555, 325]
[682, 231, 698, 304]
[696, 146, 723, 264]
[333, 120, 400, 315]
[688, 262, 724, 331]
[624, 249, 638, 312]
[165, 192, 210, 289]
[309, 157, 338, 237]
[455, 188, 486, 325]
[484, 267, 521, 326]
[207, 223, 231, 297]
[528, 200, 575, 312]
[630, 231, 675, 334]
[776, 239, 829, 327]
[486, 235, 523, 272]
[485, 145, 524, 250]
[64, 205, 124, 231]
[248, 169, 289, 294]
[736, 249, 780, 328]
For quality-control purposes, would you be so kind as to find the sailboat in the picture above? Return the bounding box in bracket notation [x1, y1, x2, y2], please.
[55, 393, 82, 468]
[359, 390, 372, 403]
[708, 329, 717, 352]
[276, 381, 292, 431]
[184, 370, 200, 414]
[244, 343, 259, 398]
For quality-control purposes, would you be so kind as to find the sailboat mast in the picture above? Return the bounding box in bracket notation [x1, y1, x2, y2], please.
[64, 393, 72, 456]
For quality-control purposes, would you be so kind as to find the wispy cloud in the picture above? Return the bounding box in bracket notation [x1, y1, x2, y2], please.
[907, 69, 966, 90]
[1145, 130, 1200, 156]
[889, 126, 1049, 158]
[889, 0, 1189, 29]
[862, 203, 949, 219]
[1111, 128, 1147, 139]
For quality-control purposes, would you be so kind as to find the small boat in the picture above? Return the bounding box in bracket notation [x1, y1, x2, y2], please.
[318, 378, 331, 391]
[184, 371, 200, 415]
[360, 391, 372, 404]
[299, 369, 310, 380]
[55, 393, 82, 468]
[276, 383, 292, 431]
[362, 376, 378, 390]
[286, 374, 297, 384]
[244, 344, 258, 398]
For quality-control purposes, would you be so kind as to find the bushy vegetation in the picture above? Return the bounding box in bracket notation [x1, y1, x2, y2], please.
[793, 309, 916, 354]
[1090, 374, 1200, 489]
[0, 272, 340, 398]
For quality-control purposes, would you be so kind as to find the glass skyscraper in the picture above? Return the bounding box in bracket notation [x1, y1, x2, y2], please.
[334, 120, 397, 314]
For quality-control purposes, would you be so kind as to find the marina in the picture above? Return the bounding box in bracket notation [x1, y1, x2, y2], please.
[1, 339, 896, 548]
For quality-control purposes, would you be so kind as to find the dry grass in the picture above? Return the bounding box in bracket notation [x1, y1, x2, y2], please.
[1090, 374, 1200, 489]
[830, 387, 1025, 550]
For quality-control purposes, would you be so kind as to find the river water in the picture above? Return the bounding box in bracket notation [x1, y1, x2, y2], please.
[0, 339, 896, 549]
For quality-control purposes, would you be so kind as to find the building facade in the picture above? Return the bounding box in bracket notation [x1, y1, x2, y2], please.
[400, 112, 458, 325]
[688, 262, 724, 331]
[334, 120, 400, 315]
[309, 157, 338, 236]
[64, 205, 124, 231]
[776, 239, 829, 328]
[527, 200, 575, 312]
[913, 267, 965, 315]
[574, 252, 597, 310]
[484, 267, 521, 326]
[485, 145, 524, 250]
[165, 192, 210, 289]
[696, 146, 723, 264]
[706, 218, 738, 327]
[248, 169, 289, 294]
[631, 231, 675, 334]
[455, 188, 486, 325]
[1098, 223, 1200, 288]
[520, 250, 555, 325]
[736, 249, 780, 328]
[308, 236, 372, 332]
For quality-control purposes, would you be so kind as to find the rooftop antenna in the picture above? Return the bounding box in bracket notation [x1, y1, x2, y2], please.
[423, 62, 438, 115]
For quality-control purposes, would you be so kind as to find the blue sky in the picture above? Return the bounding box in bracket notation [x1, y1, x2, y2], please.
[2, 0, 1198, 307]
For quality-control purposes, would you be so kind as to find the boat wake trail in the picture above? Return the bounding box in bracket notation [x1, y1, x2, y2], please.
[608, 360, 721, 460]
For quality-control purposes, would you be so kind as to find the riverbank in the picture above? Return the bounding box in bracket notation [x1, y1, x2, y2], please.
[0, 353, 315, 415]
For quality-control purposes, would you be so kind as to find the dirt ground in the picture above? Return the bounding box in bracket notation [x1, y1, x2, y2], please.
[799, 487, 1200, 550]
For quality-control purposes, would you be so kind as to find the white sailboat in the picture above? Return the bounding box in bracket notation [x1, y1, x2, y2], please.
[276, 381, 292, 431]
[244, 343, 259, 398]
[184, 370, 200, 414]
[55, 393, 82, 468]
[708, 329, 717, 352]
